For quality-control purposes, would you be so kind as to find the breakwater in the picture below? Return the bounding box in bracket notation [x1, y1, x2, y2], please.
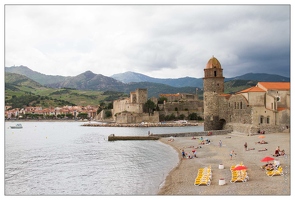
[108, 130, 232, 141]
[82, 122, 201, 127]
[152, 129, 232, 137]
[108, 134, 160, 141]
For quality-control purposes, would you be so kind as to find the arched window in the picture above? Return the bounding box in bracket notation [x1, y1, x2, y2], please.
[240, 102, 242, 109]
[260, 116, 264, 124]
[214, 71, 217, 77]
[267, 116, 270, 124]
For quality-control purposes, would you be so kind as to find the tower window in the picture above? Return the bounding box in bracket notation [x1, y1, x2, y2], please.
[260, 116, 264, 124]
[214, 71, 217, 77]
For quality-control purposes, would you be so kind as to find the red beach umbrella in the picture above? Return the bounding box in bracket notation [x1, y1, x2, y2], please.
[233, 165, 248, 171]
[261, 156, 274, 162]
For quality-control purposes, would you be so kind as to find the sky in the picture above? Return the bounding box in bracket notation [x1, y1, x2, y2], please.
[4, 3, 291, 79]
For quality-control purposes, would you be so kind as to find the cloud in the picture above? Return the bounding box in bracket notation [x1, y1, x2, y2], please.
[4, 5, 290, 78]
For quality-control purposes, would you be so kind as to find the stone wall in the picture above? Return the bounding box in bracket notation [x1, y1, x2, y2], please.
[224, 122, 289, 135]
[115, 112, 159, 124]
[226, 94, 252, 124]
[151, 129, 232, 137]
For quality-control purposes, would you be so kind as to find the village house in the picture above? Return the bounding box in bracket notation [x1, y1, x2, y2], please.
[5, 105, 98, 120]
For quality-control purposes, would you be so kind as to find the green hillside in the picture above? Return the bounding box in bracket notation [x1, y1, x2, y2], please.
[5, 73, 126, 109]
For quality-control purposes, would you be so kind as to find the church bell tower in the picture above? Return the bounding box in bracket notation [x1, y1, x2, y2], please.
[203, 56, 224, 131]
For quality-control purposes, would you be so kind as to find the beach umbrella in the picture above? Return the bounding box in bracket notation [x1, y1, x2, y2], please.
[233, 165, 248, 171]
[258, 135, 265, 139]
[192, 149, 196, 152]
[261, 156, 274, 162]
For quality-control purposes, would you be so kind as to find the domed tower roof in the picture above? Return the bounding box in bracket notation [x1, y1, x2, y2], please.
[206, 56, 222, 69]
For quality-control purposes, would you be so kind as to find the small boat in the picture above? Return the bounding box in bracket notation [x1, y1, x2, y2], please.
[10, 124, 23, 129]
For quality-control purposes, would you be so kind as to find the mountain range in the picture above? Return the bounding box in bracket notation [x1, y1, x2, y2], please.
[111, 71, 290, 88]
[5, 65, 290, 98]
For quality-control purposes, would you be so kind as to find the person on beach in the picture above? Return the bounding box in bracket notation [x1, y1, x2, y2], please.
[188, 153, 193, 159]
[258, 148, 267, 152]
[244, 142, 248, 151]
[273, 146, 280, 157]
[193, 150, 197, 158]
[230, 150, 235, 160]
[181, 149, 186, 158]
[219, 140, 222, 147]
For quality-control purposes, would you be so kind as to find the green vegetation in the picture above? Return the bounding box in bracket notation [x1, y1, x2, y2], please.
[5, 73, 128, 109]
[144, 99, 156, 115]
[158, 96, 168, 104]
[224, 80, 257, 94]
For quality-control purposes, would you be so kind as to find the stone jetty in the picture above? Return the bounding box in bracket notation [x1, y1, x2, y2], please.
[108, 134, 160, 141]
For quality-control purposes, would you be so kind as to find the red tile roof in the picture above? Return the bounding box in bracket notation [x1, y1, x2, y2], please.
[218, 93, 231, 99]
[277, 107, 287, 111]
[258, 82, 290, 91]
[236, 86, 265, 94]
[160, 93, 181, 97]
[236, 82, 290, 94]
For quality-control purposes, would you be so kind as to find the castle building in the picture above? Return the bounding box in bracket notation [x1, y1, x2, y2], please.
[203, 56, 290, 133]
[112, 88, 159, 123]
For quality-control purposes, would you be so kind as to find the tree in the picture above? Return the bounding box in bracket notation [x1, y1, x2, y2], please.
[158, 96, 168, 104]
[179, 114, 185, 120]
[105, 110, 112, 118]
[66, 113, 74, 119]
[77, 112, 88, 119]
[144, 99, 156, 115]
[188, 113, 198, 120]
[107, 102, 113, 109]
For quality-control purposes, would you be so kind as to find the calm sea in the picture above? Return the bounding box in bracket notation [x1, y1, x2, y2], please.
[4, 121, 203, 195]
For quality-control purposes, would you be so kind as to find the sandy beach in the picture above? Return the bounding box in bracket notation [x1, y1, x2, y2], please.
[158, 131, 291, 195]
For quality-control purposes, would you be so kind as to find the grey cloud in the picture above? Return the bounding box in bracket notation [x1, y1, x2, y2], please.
[126, 39, 182, 72]
[5, 5, 290, 78]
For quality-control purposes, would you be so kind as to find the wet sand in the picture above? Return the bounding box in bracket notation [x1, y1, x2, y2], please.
[158, 131, 291, 195]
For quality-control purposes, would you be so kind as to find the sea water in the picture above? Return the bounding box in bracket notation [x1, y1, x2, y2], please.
[4, 121, 203, 195]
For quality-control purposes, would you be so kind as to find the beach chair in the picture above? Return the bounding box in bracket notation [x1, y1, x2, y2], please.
[194, 166, 212, 186]
[194, 176, 211, 186]
[230, 172, 249, 183]
[230, 164, 249, 183]
[266, 166, 284, 177]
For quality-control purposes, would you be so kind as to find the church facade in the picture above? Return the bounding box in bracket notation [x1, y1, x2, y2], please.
[203, 56, 290, 134]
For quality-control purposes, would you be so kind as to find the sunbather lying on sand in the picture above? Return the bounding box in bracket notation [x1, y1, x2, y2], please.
[258, 148, 267, 152]
[255, 140, 268, 144]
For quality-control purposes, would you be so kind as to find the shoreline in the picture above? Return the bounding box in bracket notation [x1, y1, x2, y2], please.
[5, 120, 203, 127]
[157, 132, 290, 195]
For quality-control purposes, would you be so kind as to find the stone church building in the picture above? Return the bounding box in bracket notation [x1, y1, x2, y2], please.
[203, 56, 290, 134]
